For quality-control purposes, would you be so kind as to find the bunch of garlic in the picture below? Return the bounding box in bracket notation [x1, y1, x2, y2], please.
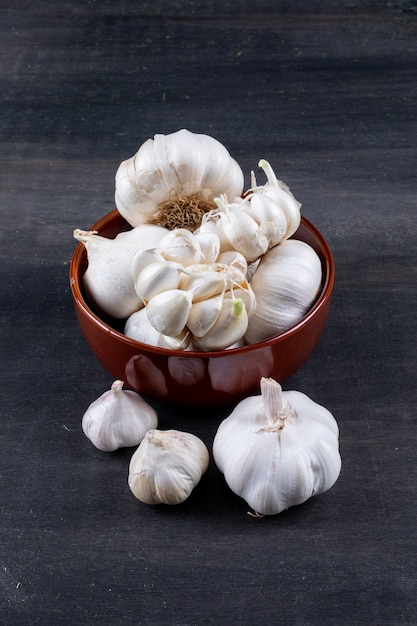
[82, 380, 158, 452]
[125, 227, 256, 351]
[213, 377, 341, 516]
[194, 159, 301, 263]
[128, 429, 209, 505]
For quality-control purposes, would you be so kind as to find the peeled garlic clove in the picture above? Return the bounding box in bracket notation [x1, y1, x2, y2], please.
[157, 228, 203, 266]
[213, 377, 341, 516]
[128, 429, 210, 505]
[146, 288, 193, 336]
[135, 260, 182, 304]
[193, 297, 248, 351]
[82, 380, 158, 452]
[73, 229, 143, 319]
[244, 239, 322, 344]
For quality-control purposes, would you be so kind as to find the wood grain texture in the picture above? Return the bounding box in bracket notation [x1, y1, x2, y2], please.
[1, 2, 416, 624]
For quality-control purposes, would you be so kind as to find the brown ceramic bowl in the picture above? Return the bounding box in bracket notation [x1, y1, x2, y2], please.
[70, 210, 334, 407]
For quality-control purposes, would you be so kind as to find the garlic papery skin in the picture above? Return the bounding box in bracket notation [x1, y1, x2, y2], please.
[244, 239, 322, 344]
[193, 231, 221, 264]
[115, 129, 244, 230]
[82, 380, 158, 452]
[74, 228, 145, 319]
[128, 429, 210, 505]
[212, 377, 341, 516]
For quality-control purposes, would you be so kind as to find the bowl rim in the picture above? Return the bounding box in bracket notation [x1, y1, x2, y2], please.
[69, 210, 334, 358]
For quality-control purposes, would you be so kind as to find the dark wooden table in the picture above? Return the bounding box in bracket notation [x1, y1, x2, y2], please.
[2, 2, 416, 624]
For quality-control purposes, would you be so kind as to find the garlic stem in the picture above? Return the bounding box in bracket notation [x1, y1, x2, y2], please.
[258, 159, 279, 188]
[260, 377, 291, 431]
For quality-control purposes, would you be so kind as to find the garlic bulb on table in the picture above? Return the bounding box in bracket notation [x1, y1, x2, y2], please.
[244, 238, 322, 344]
[128, 429, 209, 505]
[115, 129, 244, 230]
[82, 380, 158, 452]
[213, 377, 341, 516]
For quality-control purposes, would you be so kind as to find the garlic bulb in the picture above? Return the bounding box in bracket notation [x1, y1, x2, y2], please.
[82, 380, 158, 452]
[244, 239, 322, 344]
[74, 224, 167, 319]
[115, 129, 244, 229]
[213, 377, 341, 516]
[128, 429, 209, 505]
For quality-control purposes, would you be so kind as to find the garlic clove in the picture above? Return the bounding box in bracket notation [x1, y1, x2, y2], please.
[82, 380, 158, 452]
[156, 228, 203, 266]
[193, 231, 221, 264]
[178, 265, 226, 302]
[130, 248, 165, 283]
[128, 428, 210, 505]
[186, 292, 225, 338]
[216, 250, 248, 276]
[134, 260, 183, 305]
[124, 308, 190, 349]
[146, 288, 193, 336]
[193, 296, 248, 351]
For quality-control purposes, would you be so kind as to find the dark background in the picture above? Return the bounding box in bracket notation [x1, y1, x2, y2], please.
[1, 1, 416, 624]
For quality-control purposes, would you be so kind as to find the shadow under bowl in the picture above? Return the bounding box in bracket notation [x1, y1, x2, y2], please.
[70, 210, 334, 407]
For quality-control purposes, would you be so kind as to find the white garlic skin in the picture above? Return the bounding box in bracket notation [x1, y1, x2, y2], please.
[128, 429, 209, 505]
[82, 380, 158, 452]
[244, 239, 322, 344]
[213, 378, 341, 516]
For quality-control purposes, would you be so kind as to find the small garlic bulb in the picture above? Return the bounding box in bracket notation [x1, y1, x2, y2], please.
[82, 380, 158, 452]
[213, 377, 341, 516]
[115, 129, 244, 230]
[128, 429, 209, 505]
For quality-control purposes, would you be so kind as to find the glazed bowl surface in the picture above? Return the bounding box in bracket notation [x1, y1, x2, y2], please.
[70, 210, 334, 407]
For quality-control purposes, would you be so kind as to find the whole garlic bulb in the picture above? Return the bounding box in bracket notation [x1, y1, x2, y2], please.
[213, 377, 341, 516]
[73, 225, 167, 319]
[128, 429, 209, 505]
[115, 129, 244, 230]
[244, 239, 322, 344]
[82, 380, 158, 452]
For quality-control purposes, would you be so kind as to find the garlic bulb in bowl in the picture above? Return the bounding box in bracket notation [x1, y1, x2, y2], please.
[115, 129, 244, 229]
